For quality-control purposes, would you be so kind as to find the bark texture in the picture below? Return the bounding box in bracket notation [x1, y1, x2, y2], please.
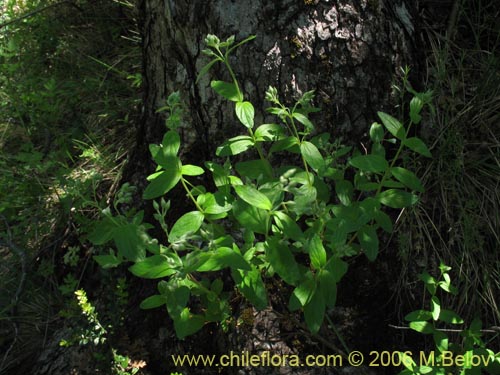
[126, 1, 421, 374]
[135, 0, 420, 167]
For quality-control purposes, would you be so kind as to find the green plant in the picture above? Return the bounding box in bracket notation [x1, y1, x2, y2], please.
[60, 289, 108, 347]
[112, 350, 140, 375]
[89, 34, 433, 339]
[399, 263, 500, 375]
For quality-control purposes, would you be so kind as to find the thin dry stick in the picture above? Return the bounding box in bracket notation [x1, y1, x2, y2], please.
[389, 324, 500, 334]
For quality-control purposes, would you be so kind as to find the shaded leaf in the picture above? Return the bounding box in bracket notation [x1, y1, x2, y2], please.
[235, 101, 254, 129]
[232, 267, 268, 310]
[404, 137, 432, 157]
[168, 211, 204, 243]
[140, 295, 166, 309]
[234, 185, 273, 210]
[378, 111, 406, 140]
[308, 234, 327, 269]
[358, 225, 379, 261]
[216, 135, 254, 156]
[349, 154, 388, 173]
[265, 237, 302, 286]
[300, 141, 324, 170]
[303, 291, 325, 333]
[377, 189, 418, 208]
[143, 159, 182, 199]
[232, 200, 269, 234]
[211, 80, 242, 102]
[129, 254, 179, 279]
[181, 164, 204, 176]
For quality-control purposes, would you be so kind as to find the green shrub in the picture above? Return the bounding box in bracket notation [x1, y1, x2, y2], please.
[89, 34, 433, 339]
[399, 263, 500, 375]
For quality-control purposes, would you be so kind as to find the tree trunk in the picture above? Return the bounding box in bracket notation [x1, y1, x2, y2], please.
[127, 1, 422, 373]
[128, 0, 420, 183]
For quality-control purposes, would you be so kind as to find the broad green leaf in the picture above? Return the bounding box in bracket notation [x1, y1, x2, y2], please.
[369, 122, 384, 142]
[235, 159, 273, 180]
[291, 273, 316, 307]
[403, 137, 432, 157]
[272, 211, 304, 242]
[308, 234, 327, 269]
[390, 167, 424, 192]
[182, 251, 212, 273]
[201, 192, 232, 215]
[216, 135, 254, 156]
[374, 210, 393, 233]
[409, 321, 435, 334]
[164, 284, 190, 317]
[318, 269, 337, 307]
[300, 141, 325, 170]
[335, 180, 353, 206]
[331, 204, 371, 232]
[196, 58, 220, 84]
[405, 310, 432, 322]
[168, 211, 204, 243]
[433, 331, 448, 352]
[431, 296, 441, 321]
[113, 224, 146, 262]
[292, 112, 314, 130]
[254, 123, 284, 141]
[349, 154, 388, 173]
[409, 96, 423, 124]
[259, 181, 284, 207]
[88, 218, 116, 245]
[161, 130, 181, 157]
[143, 159, 182, 199]
[129, 254, 179, 278]
[232, 267, 268, 310]
[210, 80, 242, 102]
[205, 161, 231, 193]
[174, 308, 205, 339]
[324, 257, 348, 283]
[378, 111, 406, 140]
[197, 246, 251, 272]
[358, 225, 379, 261]
[270, 136, 300, 153]
[303, 291, 325, 333]
[232, 200, 269, 234]
[235, 101, 254, 129]
[93, 253, 122, 269]
[181, 164, 204, 176]
[420, 271, 437, 295]
[290, 183, 317, 215]
[399, 352, 417, 371]
[377, 189, 418, 208]
[140, 295, 166, 309]
[234, 185, 273, 210]
[265, 237, 302, 286]
[439, 309, 464, 324]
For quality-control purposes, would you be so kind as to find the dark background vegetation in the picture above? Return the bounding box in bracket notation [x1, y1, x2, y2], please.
[0, 0, 498, 374]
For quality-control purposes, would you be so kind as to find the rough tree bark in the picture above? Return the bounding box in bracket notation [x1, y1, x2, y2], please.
[125, 1, 422, 374]
[128, 0, 421, 182]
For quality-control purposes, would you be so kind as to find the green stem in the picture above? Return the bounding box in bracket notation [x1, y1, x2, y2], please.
[181, 177, 203, 212]
[375, 122, 414, 196]
[325, 314, 350, 354]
